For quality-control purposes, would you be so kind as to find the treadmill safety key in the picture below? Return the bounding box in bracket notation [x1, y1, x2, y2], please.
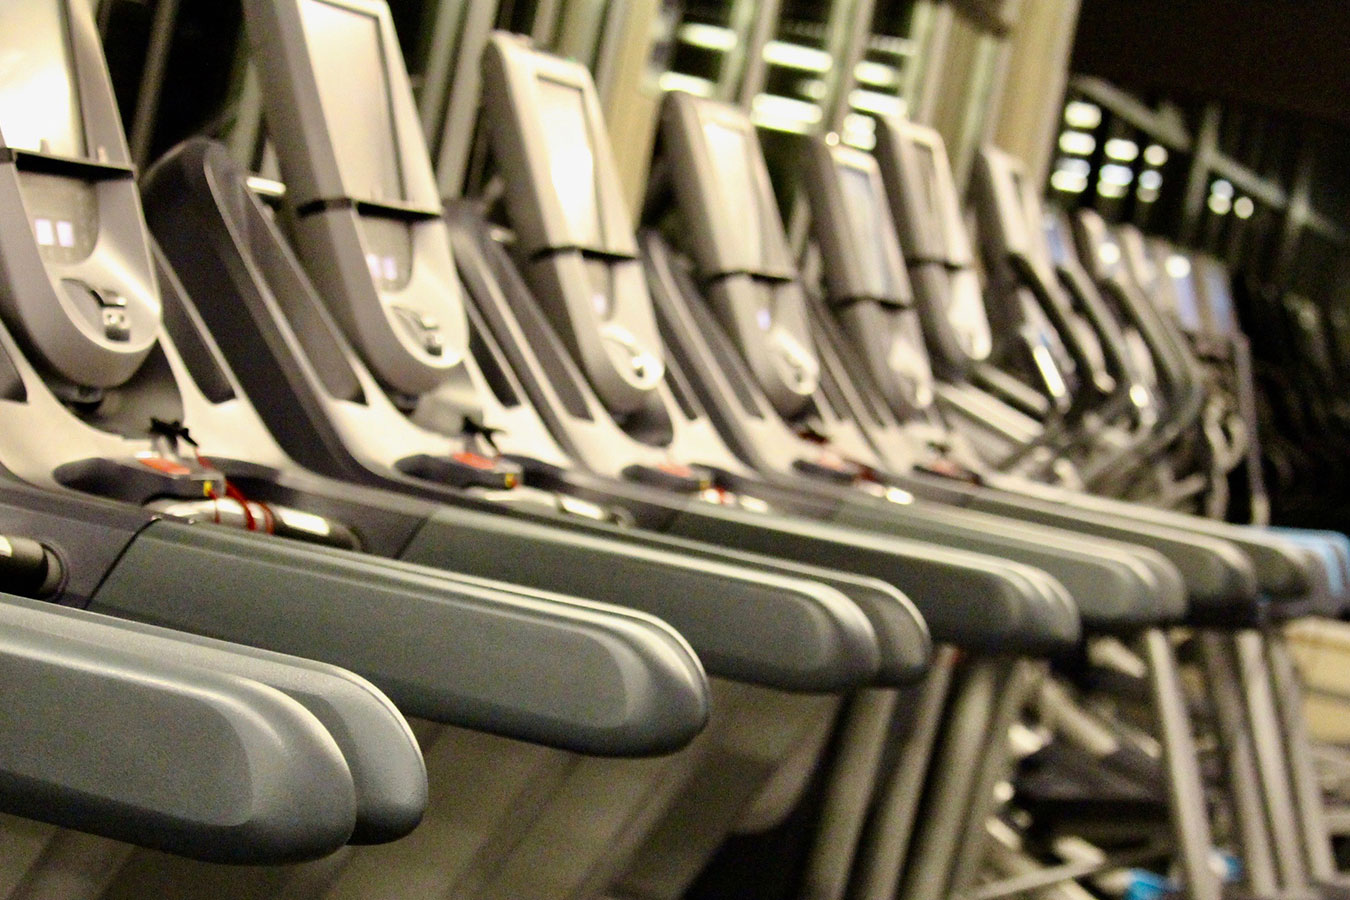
[395, 451, 525, 490]
[621, 462, 714, 494]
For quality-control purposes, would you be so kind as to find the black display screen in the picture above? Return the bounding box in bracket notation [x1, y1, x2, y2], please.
[299, 0, 403, 202]
[0, 1, 85, 158]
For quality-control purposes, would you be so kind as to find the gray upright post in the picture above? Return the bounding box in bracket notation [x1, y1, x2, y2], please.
[850, 645, 959, 900]
[1198, 631, 1280, 896]
[799, 688, 900, 900]
[900, 657, 1011, 900]
[1142, 628, 1222, 900]
[1267, 631, 1339, 882]
[1235, 629, 1313, 891]
[948, 660, 1043, 895]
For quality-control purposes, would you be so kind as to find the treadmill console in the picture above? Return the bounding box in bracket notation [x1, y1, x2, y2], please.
[658, 92, 819, 418]
[800, 136, 934, 419]
[481, 34, 664, 416]
[243, 0, 468, 397]
[0, 0, 160, 389]
[872, 117, 992, 375]
[974, 147, 1112, 401]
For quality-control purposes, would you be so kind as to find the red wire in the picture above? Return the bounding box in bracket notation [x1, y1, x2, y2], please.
[195, 450, 258, 531]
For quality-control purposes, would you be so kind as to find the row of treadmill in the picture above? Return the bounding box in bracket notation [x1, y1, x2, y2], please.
[0, 2, 1344, 899]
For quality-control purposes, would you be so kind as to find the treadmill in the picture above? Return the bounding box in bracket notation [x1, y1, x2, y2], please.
[630, 93, 1251, 900]
[0, 5, 763, 898]
[864, 118, 1328, 617]
[146, 14, 1071, 899]
[451, 60, 1187, 897]
[129, 4, 934, 899]
[826, 120, 1346, 897]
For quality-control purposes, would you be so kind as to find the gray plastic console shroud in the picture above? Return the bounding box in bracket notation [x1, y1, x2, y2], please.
[0, 593, 357, 863]
[89, 520, 709, 757]
[1, 594, 425, 844]
[0, 1, 161, 389]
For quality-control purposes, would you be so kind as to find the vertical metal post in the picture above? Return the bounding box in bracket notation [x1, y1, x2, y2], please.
[1142, 627, 1222, 900]
[417, 0, 469, 160]
[530, 0, 564, 48]
[1198, 631, 1280, 896]
[590, 0, 634, 109]
[1234, 628, 1312, 891]
[898, 2, 937, 119]
[434, 0, 500, 198]
[1179, 105, 1220, 245]
[947, 660, 1042, 895]
[912, 4, 955, 127]
[950, 31, 1001, 191]
[227, 65, 265, 171]
[1267, 631, 1339, 882]
[734, 0, 782, 111]
[716, 0, 764, 104]
[850, 645, 959, 900]
[551, 0, 607, 66]
[822, 0, 878, 135]
[800, 689, 901, 900]
[1272, 133, 1316, 289]
[900, 657, 1011, 900]
[128, 0, 181, 169]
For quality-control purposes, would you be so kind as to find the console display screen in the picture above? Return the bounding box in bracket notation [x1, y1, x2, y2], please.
[299, 0, 403, 202]
[0, 1, 85, 157]
[839, 163, 899, 296]
[535, 77, 601, 248]
[701, 119, 762, 264]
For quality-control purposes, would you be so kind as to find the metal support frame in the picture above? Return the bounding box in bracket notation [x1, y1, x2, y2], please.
[734, 0, 783, 110]
[913, 3, 955, 127]
[1234, 628, 1314, 891]
[590, 0, 636, 110]
[948, 660, 1043, 895]
[127, 0, 181, 169]
[800, 688, 901, 900]
[1142, 627, 1222, 900]
[1268, 631, 1340, 882]
[822, 0, 878, 135]
[434, 0, 501, 198]
[530, 0, 564, 47]
[1198, 631, 1281, 895]
[901, 656, 1014, 900]
[417, 0, 470, 160]
[1178, 104, 1221, 246]
[226, 63, 265, 172]
[850, 645, 960, 900]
